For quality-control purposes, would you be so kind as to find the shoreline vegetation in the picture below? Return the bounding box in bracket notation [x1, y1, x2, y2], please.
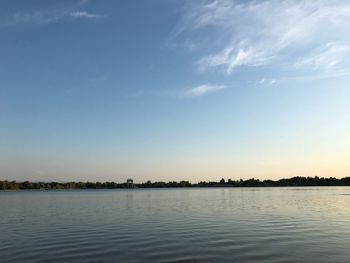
[1, 176, 350, 190]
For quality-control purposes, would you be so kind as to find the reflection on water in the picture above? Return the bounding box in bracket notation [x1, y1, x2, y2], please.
[1, 187, 350, 262]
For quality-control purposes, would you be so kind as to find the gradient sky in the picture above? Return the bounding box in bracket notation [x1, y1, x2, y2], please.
[1, 0, 350, 183]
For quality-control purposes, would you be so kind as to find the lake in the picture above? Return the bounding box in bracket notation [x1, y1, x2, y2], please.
[1, 187, 350, 262]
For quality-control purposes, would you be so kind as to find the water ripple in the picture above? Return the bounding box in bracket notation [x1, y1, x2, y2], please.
[1, 187, 350, 262]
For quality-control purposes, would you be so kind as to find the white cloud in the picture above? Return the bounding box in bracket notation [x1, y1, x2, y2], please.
[2, 11, 61, 26]
[259, 79, 266, 84]
[197, 44, 274, 75]
[70, 11, 103, 19]
[259, 78, 277, 85]
[2, 6, 104, 27]
[296, 43, 350, 71]
[176, 0, 350, 75]
[185, 84, 227, 97]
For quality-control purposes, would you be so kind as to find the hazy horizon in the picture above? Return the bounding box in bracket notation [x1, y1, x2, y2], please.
[1, 0, 350, 183]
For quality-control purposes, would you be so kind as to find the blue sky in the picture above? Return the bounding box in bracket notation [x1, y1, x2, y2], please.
[1, 0, 350, 182]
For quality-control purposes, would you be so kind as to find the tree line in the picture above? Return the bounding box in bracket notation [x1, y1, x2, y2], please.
[1, 176, 350, 190]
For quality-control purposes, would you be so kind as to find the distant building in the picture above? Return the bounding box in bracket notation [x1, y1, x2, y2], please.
[126, 179, 134, 188]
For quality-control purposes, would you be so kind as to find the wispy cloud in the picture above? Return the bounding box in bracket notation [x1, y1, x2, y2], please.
[128, 84, 228, 98]
[129, 89, 145, 98]
[70, 11, 104, 19]
[2, 11, 62, 26]
[2, 3, 105, 27]
[259, 79, 277, 85]
[185, 84, 227, 97]
[296, 43, 350, 71]
[175, 0, 350, 76]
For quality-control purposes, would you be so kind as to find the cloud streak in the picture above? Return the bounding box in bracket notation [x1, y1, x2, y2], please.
[70, 11, 104, 19]
[2, 11, 61, 26]
[2, 6, 105, 27]
[296, 43, 350, 71]
[175, 0, 350, 76]
[185, 84, 227, 97]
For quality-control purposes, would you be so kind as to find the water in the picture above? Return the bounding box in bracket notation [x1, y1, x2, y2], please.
[1, 187, 350, 262]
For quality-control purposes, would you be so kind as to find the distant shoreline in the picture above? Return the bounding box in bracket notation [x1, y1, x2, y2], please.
[1, 176, 350, 190]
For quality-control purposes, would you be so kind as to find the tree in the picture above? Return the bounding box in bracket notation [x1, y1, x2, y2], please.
[0, 181, 8, 190]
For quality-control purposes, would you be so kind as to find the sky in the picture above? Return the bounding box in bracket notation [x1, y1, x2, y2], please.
[1, 0, 350, 183]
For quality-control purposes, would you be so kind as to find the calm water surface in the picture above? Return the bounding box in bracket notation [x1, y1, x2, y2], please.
[1, 187, 350, 262]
